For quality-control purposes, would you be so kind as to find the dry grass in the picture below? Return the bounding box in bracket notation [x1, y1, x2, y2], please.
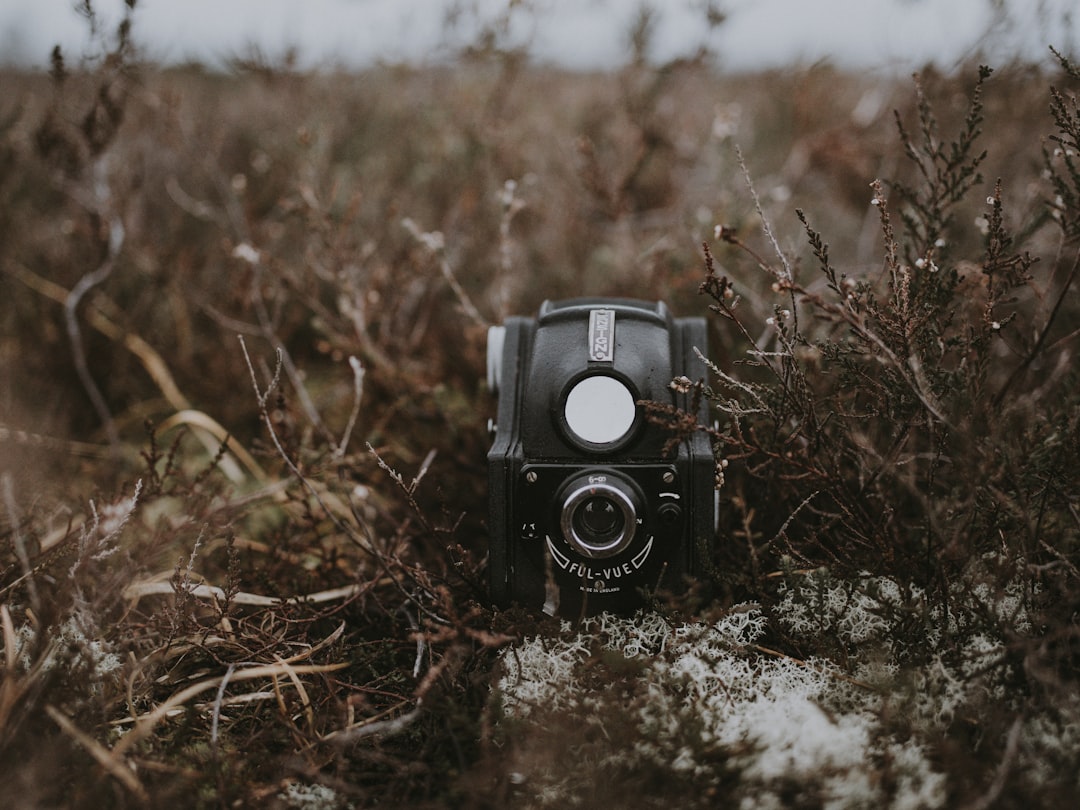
[0, 8, 1078, 807]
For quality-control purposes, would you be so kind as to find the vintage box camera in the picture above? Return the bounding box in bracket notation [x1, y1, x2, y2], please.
[487, 298, 716, 616]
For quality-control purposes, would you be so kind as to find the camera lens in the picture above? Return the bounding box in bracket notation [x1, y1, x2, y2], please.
[558, 473, 640, 558]
[575, 496, 624, 539]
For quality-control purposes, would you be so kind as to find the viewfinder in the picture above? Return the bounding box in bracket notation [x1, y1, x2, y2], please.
[563, 375, 636, 445]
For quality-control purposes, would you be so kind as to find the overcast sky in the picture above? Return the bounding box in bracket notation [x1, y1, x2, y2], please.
[1, 0, 1077, 73]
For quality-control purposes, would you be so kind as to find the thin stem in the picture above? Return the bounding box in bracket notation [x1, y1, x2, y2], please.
[65, 218, 124, 451]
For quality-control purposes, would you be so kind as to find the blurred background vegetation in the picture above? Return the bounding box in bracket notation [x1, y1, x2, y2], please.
[0, 1, 1078, 807]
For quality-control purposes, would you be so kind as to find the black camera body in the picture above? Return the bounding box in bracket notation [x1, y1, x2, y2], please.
[487, 298, 716, 616]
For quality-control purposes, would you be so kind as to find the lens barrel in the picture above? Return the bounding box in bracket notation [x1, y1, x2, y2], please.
[558, 473, 640, 558]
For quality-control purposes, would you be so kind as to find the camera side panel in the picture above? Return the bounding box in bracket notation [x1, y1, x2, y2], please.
[487, 316, 534, 608]
[674, 314, 719, 578]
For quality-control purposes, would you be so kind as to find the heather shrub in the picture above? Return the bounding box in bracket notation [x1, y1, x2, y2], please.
[681, 60, 1080, 805]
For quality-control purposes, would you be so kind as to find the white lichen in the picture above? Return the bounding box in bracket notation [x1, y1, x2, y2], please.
[11, 616, 123, 681]
[497, 606, 947, 808]
[496, 551, 1051, 806]
[278, 783, 352, 810]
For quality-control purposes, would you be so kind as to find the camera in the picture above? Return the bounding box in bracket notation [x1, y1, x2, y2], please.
[487, 298, 716, 616]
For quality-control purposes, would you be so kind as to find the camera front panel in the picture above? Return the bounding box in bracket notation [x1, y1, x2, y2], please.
[508, 462, 695, 615]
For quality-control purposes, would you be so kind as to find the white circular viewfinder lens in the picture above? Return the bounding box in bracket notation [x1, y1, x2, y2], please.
[564, 375, 637, 445]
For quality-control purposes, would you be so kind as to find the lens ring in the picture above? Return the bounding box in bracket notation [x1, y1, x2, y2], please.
[559, 477, 638, 558]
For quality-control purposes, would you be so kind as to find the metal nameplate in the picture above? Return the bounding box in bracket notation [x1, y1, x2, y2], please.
[588, 308, 615, 362]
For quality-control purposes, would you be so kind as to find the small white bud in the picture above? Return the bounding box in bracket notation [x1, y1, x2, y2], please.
[498, 179, 518, 207]
[421, 231, 444, 252]
[232, 243, 260, 265]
